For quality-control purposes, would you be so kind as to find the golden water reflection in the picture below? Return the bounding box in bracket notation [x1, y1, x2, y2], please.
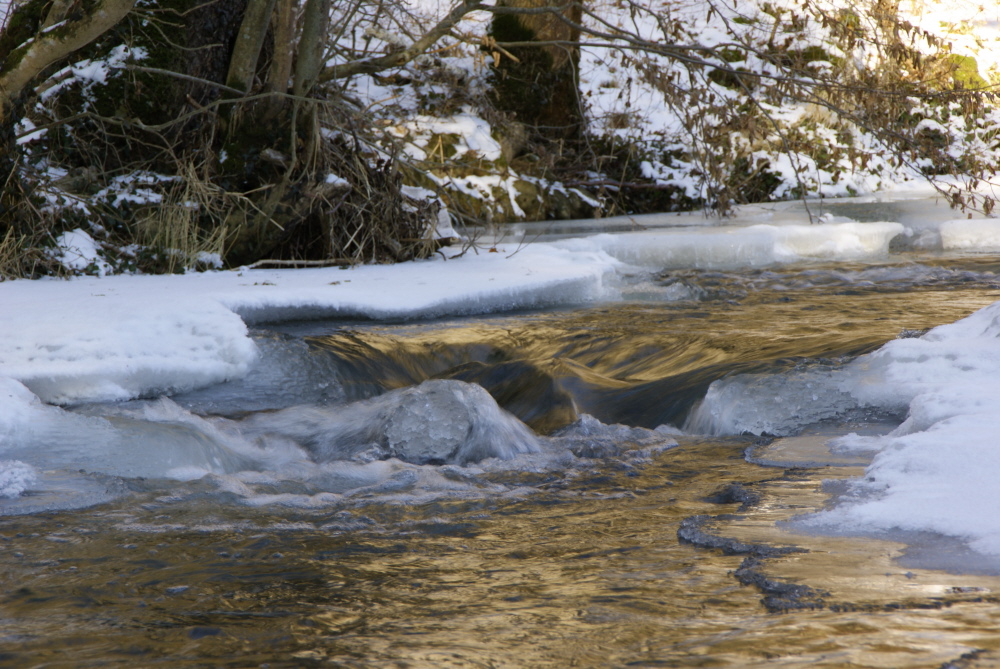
[4, 438, 1000, 667]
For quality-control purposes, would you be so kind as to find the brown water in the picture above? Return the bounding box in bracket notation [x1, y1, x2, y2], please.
[5, 260, 1000, 668]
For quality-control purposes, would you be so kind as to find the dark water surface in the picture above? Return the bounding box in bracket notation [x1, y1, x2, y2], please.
[6, 259, 1000, 667]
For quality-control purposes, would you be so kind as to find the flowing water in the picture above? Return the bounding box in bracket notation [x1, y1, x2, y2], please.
[9, 225, 1000, 666]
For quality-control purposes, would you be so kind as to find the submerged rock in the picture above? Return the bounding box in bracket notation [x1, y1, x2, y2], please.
[240, 379, 541, 465]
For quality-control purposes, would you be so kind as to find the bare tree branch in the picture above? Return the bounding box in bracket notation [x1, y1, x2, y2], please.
[320, 0, 485, 81]
[0, 0, 137, 112]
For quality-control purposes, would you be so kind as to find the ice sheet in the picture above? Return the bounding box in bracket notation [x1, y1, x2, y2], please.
[552, 222, 904, 269]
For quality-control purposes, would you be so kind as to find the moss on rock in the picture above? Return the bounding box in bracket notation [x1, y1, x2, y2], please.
[943, 54, 987, 89]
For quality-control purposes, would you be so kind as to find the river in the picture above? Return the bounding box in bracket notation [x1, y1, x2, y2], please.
[5, 198, 1000, 667]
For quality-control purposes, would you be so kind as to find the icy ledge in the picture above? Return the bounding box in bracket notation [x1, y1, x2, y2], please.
[796, 300, 1000, 559]
[0, 243, 620, 405]
[0, 220, 906, 406]
[552, 222, 904, 269]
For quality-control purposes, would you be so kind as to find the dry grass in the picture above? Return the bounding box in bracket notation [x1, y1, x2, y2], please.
[0, 226, 22, 280]
[134, 165, 230, 273]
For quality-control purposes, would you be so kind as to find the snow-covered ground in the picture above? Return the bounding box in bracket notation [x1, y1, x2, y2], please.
[7, 0, 1000, 259]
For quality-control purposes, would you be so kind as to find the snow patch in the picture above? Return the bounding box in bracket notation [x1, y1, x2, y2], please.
[940, 219, 1000, 252]
[51, 229, 112, 276]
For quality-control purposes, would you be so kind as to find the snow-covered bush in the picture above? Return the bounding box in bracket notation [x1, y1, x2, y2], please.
[2, 0, 999, 276]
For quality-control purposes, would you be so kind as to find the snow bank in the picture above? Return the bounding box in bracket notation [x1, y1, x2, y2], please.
[0, 243, 619, 405]
[553, 222, 903, 269]
[940, 219, 1000, 252]
[1, 281, 257, 405]
[692, 297, 1000, 561]
[795, 302, 1000, 557]
[218, 243, 619, 324]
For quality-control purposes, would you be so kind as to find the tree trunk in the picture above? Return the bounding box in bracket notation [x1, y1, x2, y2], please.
[225, 0, 279, 93]
[289, 0, 330, 168]
[488, 0, 583, 141]
[262, 0, 297, 119]
[292, 0, 330, 99]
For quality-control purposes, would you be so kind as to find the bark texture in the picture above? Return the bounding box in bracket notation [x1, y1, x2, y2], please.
[225, 0, 279, 93]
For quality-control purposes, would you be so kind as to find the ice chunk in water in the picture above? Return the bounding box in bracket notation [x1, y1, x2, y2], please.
[241, 379, 541, 465]
[383, 380, 538, 463]
[553, 413, 679, 458]
[684, 365, 857, 436]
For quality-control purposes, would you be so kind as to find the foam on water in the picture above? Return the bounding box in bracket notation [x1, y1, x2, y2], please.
[0, 460, 37, 498]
